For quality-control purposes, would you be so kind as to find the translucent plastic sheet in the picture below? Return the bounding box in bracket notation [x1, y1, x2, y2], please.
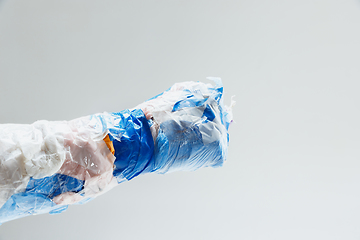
[0, 78, 233, 224]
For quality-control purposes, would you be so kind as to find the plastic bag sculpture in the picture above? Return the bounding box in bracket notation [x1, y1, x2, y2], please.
[0, 78, 233, 224]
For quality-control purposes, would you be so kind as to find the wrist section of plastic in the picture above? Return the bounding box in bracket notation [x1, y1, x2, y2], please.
[0, 110, 153, 224]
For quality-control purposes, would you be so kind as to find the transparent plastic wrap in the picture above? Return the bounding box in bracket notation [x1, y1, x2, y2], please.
[0, 78, 234, 224]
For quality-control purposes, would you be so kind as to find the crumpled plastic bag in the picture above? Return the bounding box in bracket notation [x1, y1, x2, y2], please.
[0, 77, 233, 224]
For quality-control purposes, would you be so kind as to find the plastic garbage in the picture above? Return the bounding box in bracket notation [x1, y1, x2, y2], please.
[0, 78, 233, 224]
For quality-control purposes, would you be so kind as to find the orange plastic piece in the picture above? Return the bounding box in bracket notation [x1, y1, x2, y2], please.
[103, 134, 115, 155]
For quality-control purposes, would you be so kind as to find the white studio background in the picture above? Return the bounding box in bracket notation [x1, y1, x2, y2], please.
[1, 1, 360, 239]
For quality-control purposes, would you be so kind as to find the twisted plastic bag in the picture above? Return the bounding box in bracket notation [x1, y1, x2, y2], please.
[0, 78, 233, 224]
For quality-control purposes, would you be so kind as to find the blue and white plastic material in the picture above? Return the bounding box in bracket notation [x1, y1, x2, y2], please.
[0, 78, 233, 224]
